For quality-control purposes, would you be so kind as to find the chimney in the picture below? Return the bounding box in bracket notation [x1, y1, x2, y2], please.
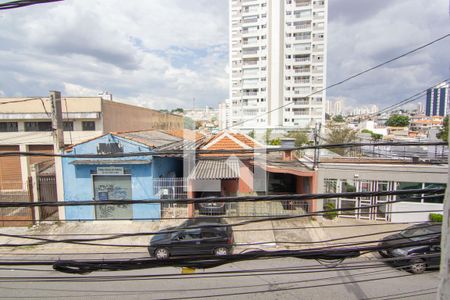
[280, 138, 296, 161]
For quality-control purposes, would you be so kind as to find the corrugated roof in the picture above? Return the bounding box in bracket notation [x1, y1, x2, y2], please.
[189, 159, 241, 180]
[115, 130, 181, 148]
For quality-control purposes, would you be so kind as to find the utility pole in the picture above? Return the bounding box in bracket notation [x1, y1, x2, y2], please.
[50, 91, 65, 221]
[438, 113, 450, 299]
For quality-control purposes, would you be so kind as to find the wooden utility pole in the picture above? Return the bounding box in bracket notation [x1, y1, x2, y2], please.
[438, 113, 450, 299]
[50, 91, 65, 220]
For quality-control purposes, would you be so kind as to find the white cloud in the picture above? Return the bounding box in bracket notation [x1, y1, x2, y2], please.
[0, 0, 229, 109]
[327, 0, 449, 108]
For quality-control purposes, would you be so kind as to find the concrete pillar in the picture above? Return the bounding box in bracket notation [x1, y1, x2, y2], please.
[19, 144, 29, 191]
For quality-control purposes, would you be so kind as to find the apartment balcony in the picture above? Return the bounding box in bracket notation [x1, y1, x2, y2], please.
[286, 68, 310, 76]
[242, 29, 260, 38]
[242, 41, 259, 48]
[292, 79, 311, 86]
[313, 3, 325, 9]
[242, 50, 260, 59]
[242, 9, 259, 17]
[291, 0, 311, 8]
[292, 101, 310, 106]
[242, 17, 259, 24]
[314, 14, 325, 20]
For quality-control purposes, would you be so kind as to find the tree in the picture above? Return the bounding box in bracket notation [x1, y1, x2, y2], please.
[326, 124, 358, 156]
[171, 108, 184, 114]
[269, 138, 281, 146]
[248, 130, 255, 139]
[361, 129, 383, 141]
[285, 131, 309, 147]
[332, 115, 345, 123]
[385, 114, 409, 127]
[437, 116, 448, 142]
[263, 129, 272, 144]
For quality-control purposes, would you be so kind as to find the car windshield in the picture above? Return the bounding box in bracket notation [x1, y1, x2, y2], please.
[400, 225, 441, 240]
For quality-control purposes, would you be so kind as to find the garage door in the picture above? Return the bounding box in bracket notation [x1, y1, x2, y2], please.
[28, 145, 54, 170]
[0, 145, 22, 190]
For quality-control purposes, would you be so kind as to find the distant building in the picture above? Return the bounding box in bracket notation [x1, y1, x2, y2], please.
[184, 106, 219, 128]
[230, 0, 328, 132]
[218, 99, 232, 130]
[334, 99, 343, 115]
[0, 96, 183, 190]
[425, 82, 449, 116]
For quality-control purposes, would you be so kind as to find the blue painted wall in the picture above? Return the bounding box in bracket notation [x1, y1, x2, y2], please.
[62, 134, 181, 221]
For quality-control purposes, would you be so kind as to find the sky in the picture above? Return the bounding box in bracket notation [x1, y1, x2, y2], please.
[0, 0, 448, 111]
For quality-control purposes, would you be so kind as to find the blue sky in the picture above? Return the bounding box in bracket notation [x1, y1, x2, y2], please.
[0, 0, 448, 111]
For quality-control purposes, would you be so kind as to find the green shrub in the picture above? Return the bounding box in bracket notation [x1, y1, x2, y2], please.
[429, 213, 443, 223]
[323, 202, 338, 220]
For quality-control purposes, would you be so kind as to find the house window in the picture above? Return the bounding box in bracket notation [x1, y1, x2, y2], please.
[0, 122, 18, 132]
[63, 121, 74, 131]
[25, 122, 52, 132]
[82, 121, 96, 131]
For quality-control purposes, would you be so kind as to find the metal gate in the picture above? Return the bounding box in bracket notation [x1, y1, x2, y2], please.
[37, 175, 58, 221]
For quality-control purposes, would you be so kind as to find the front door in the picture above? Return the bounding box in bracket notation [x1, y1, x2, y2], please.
[93, 175, 133, 220]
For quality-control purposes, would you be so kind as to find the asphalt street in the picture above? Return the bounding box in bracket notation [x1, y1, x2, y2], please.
[0, 256, 440, 299]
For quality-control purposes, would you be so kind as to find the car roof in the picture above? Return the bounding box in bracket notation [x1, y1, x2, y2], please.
[407, 223, 441, 233]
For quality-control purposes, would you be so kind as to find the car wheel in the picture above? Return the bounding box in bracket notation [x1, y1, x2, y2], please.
[409, 259, 426, 274]
[214, 247, 229, 256]
[154, 248, 170, 260]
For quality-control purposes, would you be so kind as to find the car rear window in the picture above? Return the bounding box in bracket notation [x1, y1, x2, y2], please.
[401, 225, 441, 239]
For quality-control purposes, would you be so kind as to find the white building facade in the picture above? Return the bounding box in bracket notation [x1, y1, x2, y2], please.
[230, 0, 327, 133]
[219, 99, 233, 130]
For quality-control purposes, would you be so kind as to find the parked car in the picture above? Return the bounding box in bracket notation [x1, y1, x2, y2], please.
[378, 223, 441, 274]
[148, 218, 233, 260]
[196, 192, 226, 215]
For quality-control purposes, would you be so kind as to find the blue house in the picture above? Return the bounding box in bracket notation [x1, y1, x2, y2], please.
[61, 130, 183, 221]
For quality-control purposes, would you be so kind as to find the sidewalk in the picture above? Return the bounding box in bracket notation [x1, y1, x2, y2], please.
[0, 217, 412, 260]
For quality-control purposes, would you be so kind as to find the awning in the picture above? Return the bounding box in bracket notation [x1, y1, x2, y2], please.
[189, 159, 241, 180]
[70, 159, 152, 165]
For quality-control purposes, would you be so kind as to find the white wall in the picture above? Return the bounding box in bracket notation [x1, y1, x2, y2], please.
[391, 202, 443, 223]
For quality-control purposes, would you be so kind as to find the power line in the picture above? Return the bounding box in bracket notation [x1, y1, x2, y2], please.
[0, 188, 441, 207]
[373, 78, 450, 116]
[0, 0, 62, 10]
[227, 33, 450, 129]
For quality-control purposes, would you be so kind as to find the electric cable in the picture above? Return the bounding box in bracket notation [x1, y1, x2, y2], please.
[0, 187, 441, 207]
[227, 34, 450, 129]
[0, 219, 437, 248]
[0, 0, 62, 10]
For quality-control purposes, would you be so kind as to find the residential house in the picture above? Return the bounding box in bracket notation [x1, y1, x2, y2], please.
[0, 96, 183, 190]
[61, 130, 185, 221]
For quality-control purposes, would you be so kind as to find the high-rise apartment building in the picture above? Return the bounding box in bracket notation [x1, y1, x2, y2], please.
[425, 82, 449, 117]
[230, 0, 327, 133]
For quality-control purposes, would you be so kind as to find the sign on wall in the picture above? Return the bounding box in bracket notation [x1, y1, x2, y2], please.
[97, 167, 124, 175]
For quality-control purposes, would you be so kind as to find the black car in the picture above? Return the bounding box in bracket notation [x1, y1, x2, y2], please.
[196, 192, 226, 215]
[378, 223, 441, 274]
[148, 218, 233, 260]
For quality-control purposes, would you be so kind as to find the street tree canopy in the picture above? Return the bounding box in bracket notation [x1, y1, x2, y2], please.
[326, 124, 358, 156]
[385, 114, 409, 127]
[437, 116, 448, 142]
[285, 131, 309, 147]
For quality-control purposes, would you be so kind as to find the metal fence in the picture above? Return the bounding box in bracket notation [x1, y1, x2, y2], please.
[37, 175, 58, 221]
[153, 178, 188, 218]
[195, 198, 310, 217]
